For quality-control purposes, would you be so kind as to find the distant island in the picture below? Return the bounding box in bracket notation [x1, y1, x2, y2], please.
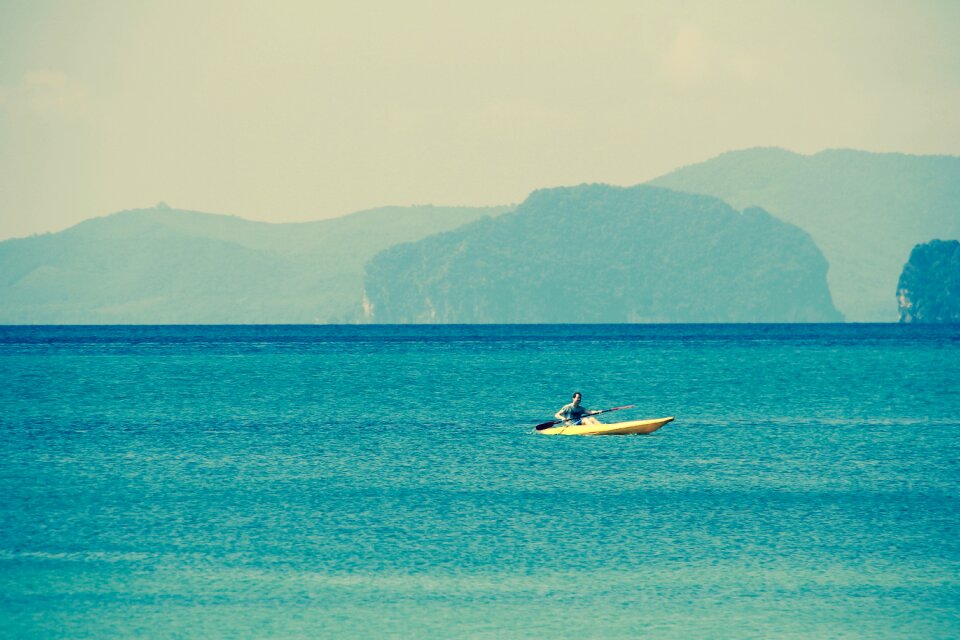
[650, 148, 960, 322]
[0, 205, 510, 323]
[3, 147, 958, 325]
[897, 239, 960, 323]
[363, 184, 842, 323]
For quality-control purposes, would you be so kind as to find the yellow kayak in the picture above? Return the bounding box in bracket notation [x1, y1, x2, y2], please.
[538, 416, 674, 436]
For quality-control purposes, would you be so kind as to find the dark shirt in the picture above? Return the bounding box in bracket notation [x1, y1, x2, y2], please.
[557, 402, 590, 425]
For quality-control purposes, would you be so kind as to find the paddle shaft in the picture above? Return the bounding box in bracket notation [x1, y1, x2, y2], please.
[534, 404, 635, 431]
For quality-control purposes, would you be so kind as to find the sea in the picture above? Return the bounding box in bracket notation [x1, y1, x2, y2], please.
[1, 324, 958, 639]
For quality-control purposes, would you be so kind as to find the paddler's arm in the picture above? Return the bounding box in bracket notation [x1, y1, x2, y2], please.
[581, 408, 600, 424]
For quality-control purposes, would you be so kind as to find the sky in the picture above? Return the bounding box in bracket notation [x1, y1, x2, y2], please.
[1, 0, 959, 240]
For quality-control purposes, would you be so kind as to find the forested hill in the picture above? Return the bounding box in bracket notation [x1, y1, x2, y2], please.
[362, 184, 842, 323]
[897, 239, 960, 323]
[649, 148, 960, 322]
[0, 204, 510, 323]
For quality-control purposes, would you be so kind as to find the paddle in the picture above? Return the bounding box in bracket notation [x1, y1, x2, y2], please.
[534, 404, 636, 431]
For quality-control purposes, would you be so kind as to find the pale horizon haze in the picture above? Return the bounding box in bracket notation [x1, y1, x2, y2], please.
[2, 0, 959, 240]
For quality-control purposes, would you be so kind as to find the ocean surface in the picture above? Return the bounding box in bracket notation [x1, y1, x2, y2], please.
[1, 324, 958, 639]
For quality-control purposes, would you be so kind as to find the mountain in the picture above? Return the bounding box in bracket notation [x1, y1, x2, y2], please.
[649, 148, 960, 322]
[362, 184, 842, 323]
[0, 204, 510, 323]
[897, 239, 960, 323]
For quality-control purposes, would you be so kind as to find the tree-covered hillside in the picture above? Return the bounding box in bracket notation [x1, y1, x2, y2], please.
[363, 184, 842, 323]
[897, 239, 960, 323]
[0, 205, 510, 323]
[650, 148, 960, 322]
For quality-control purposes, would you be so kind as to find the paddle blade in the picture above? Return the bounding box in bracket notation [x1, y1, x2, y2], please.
[534, 420, 559, 431]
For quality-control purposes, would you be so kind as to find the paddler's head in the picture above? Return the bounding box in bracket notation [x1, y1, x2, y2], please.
[572, 392, 582, 405]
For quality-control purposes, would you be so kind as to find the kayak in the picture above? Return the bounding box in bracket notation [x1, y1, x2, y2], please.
[538, 416, 674, 436]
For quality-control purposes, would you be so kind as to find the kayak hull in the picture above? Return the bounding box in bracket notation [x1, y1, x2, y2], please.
[539, 416, 674, 436]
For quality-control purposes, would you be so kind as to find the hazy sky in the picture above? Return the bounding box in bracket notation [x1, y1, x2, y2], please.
[2, 0, 959, 240]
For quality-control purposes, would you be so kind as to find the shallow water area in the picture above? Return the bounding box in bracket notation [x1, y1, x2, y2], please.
[1, 324, 958, 638]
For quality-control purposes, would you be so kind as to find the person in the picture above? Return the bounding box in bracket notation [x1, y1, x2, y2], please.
[554, 391, 601, 426]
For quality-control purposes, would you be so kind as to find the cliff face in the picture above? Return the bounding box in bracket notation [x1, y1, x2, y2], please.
[363, 184, 842, 323]
[897, 240, 960, 323]
[650, 148, 960, 321]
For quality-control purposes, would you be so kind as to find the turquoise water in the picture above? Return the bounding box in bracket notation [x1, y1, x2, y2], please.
[1, 325, 958, 639]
